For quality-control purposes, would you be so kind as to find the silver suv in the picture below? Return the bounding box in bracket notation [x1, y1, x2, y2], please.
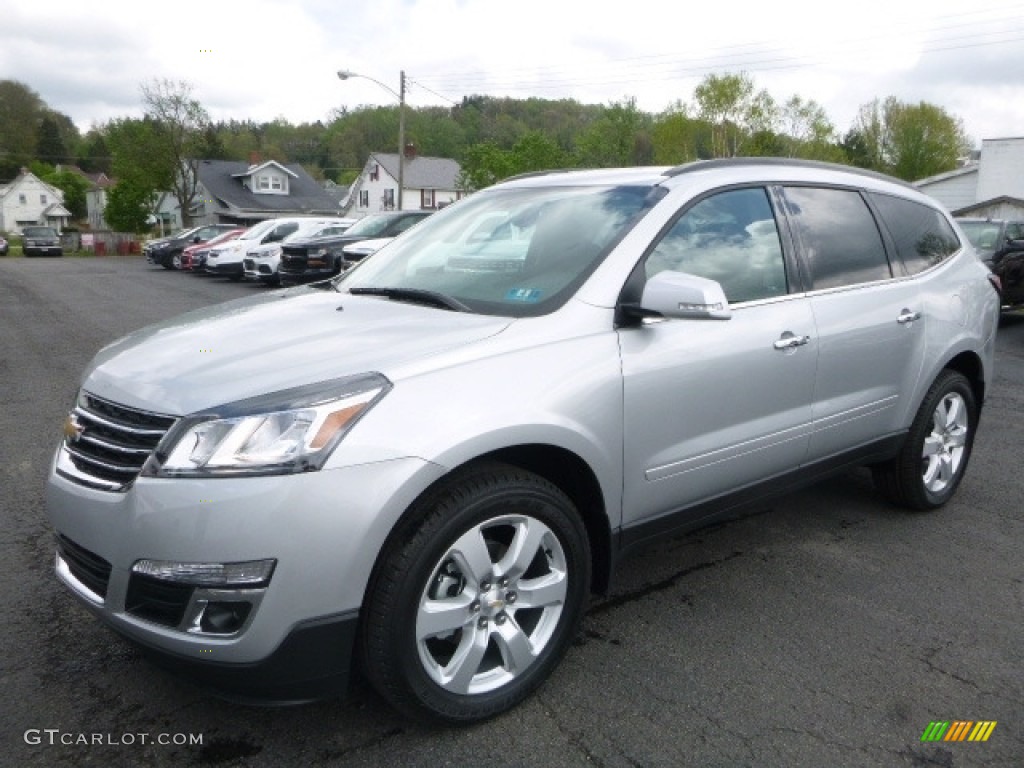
[47, 159, 999, 723]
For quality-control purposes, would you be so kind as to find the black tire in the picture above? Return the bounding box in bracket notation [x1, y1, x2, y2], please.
[361, 462, 591, 724]
[161, 251, 176, 270]
[872, 370, 977, 510]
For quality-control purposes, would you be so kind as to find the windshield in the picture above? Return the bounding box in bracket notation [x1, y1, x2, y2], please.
[239, 220, 277, 241]
[337, 185, 660, 317]
[23, 226, 59, 237]
[342, 214, 401, 238]
[958, 221, 1002, 251]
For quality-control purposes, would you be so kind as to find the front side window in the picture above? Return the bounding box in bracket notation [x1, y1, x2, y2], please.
[783, 186, 890, 290]
[644, 187, 788, 303]
[869, 193, 959, 275]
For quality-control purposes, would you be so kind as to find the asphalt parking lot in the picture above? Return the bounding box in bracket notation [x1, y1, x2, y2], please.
[1, 256, 1021, 767]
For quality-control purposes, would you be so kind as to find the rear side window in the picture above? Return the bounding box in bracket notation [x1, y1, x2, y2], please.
[783, 187, 890, 290]
[869, 193, 960, 275]
[644, 187, 788, 303]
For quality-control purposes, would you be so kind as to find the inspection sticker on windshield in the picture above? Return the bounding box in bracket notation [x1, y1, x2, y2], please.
[505, 288, 543, 302]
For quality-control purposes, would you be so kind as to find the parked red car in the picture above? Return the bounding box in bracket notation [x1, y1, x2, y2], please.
[180, 228, 245, 271]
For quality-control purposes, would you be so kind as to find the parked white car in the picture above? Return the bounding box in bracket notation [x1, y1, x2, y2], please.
[244, 218, 355, 284]
[206, 218, 312, 280]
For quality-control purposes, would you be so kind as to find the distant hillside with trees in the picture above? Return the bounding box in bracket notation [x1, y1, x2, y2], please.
[1, 73, 972, 227]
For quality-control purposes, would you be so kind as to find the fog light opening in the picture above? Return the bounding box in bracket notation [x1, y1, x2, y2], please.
[199, 601, 253, 634]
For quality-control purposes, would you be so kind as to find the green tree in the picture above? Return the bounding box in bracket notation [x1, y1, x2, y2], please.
[0, 79, 45, 177]
[851, 97, 969, 180]
[104, 179, 156, 232]
[36, 114, 69, 164]
[693, 73, 776, 157]
[42, 169, 90, 220]
[78, 130, 112, 174]
[574, 97, 652, 167]
[779, 96, 837, 159]
[457, 141, 515, 191]
[139, 78, 211, 226]
[652, 102, 712, 163]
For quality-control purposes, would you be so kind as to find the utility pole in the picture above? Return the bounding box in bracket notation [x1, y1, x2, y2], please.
[397, 70, 406, 211]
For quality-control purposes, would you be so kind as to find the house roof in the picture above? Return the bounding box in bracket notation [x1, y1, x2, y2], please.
[952, 196, 1024, 217]
[55, 164, 115, 189]
[230, 160, 298, 179]
[196, 160, 339, 214]
[372, 153, 461, 190]
[43, 202, 72, 217]
[913, 164, 978, 187]
[0, 170, 65, 200]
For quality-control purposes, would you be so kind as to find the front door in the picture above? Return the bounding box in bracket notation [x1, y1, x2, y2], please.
[618, 187, 817, 530]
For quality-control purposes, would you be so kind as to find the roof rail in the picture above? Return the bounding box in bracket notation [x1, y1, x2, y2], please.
[502, 168, 578, 182]
[664, 157, 914, 189]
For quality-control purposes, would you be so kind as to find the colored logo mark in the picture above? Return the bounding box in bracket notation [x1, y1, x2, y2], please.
[921, 721, 997, 742]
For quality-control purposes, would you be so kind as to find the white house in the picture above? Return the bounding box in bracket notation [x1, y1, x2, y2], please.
[915, 137, 1024, 218]
[347, 148, 462, 217]
[0, 169, 71, 234]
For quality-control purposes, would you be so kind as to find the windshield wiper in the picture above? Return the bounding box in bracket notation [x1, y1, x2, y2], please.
[349, 286, 471, 312]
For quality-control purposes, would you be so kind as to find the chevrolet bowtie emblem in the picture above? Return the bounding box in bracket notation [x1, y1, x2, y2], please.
[63, 414, 85, 442]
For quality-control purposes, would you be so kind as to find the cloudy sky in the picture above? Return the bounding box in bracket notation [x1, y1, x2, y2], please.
[3, 0, 1023, 146]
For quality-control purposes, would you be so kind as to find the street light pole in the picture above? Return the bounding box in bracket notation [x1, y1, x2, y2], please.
[337, 69, 407, 211]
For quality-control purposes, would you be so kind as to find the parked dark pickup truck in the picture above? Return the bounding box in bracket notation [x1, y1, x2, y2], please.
[279, 211, 431, 285]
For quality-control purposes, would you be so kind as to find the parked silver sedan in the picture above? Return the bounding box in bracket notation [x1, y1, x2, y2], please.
[48, 159, 998, 724]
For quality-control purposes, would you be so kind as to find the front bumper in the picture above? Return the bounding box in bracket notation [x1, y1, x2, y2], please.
[206, 260, 243, 277]
[47, 454, 445, 698]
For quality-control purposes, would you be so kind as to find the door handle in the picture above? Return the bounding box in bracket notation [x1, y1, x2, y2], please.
[897, 309, 921, 324]
[773, 332, 811, 350]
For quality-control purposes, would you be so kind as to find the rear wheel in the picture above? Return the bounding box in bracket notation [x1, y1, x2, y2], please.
[361, 462, 591, 723]
[873, 370, 977, 510]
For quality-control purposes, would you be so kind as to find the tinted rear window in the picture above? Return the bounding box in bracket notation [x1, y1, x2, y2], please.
[783, 187, 890, 290]
[870, 193, 959, 274]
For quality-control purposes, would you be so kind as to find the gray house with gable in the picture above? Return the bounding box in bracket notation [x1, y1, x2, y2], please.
[148, 158, 343, 230]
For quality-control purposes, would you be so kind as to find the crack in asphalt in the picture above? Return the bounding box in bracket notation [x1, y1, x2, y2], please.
[587, 551, 745, 617]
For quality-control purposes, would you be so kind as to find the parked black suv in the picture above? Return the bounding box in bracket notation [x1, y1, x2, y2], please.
[957, 218, 1024, 308]
[22, 226, 63, 256]
[146, 224, 239, 270]
[279, 211, 431, 285]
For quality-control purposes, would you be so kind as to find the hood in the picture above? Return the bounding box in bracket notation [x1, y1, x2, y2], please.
[82, 288, 513, 415]
[285, 233, 368, 249]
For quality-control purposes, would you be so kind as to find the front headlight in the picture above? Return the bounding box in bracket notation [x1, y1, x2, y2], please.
[142, 373, 390, 478]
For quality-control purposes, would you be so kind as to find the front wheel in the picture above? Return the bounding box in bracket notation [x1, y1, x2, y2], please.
[361, 462, 591, 723]
[873, 370, 978, 510]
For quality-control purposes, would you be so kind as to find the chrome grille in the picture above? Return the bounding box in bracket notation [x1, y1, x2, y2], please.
[59, 392, 176, 492]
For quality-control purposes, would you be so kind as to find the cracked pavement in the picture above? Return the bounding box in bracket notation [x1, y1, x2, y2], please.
[1, 257, 1021, 767]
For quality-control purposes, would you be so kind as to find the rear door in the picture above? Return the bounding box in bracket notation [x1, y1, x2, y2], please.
[780, 185, 929, 460]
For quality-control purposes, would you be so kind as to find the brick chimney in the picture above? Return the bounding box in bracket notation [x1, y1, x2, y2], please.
[248, 151, 263, 169]
[403, 143, 417, 160]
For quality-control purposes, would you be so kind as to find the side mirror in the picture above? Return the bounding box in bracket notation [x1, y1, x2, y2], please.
[625, 270, 732, 321]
